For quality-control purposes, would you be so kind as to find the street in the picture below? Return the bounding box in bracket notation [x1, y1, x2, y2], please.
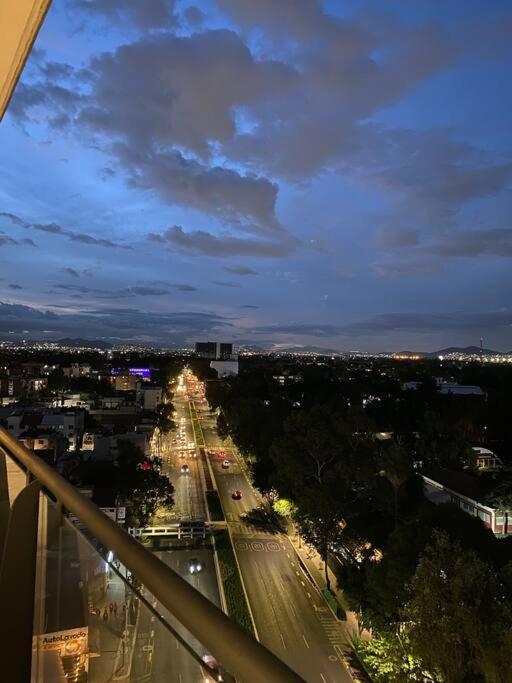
[185, 372, 354, 683]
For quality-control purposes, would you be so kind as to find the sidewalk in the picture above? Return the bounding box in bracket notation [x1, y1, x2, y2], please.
[88, 570, 130, 683]
[288, 528, 369, 642]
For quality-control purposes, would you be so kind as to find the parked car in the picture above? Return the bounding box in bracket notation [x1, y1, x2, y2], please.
[232, 490, 242, 500]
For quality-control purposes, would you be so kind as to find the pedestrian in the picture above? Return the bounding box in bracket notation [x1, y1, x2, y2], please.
[103, 607, 108, 622]
[109, 602, 114, 614]
[113, 601, 118, 616]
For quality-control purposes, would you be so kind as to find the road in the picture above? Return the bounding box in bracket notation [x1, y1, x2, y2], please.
[130, 392, 222, 682]
[187, 376, 353, 683]
[131, 546, 222, 683]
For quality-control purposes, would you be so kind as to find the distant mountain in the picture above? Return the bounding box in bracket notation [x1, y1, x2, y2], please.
[271, 345, 341, 355]
[430, 346, 500, 357]
[57, 338, 113, 350]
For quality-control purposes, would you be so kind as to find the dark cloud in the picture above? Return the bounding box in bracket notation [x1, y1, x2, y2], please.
[223, 266, 258, 275]
[148, 225, 296, 258]
[340, 311, 512, 337]
[251, 323, 344, 338]
[372, 261, 441, 278]
[0, 232, 37, 248]
[174, 284, 198, 292]
[211, 281, 241, 289]
[12, 29, 295, 233]
[240, 304, 259, 309]
[62, 267, 80, 277]
[0, 301, 231, 343]
[73, 0, 178, 29]
[7, 284, 23, 290]
[424, 228, 512, 258]
[0, 212, 131, 249]
[183, 6, 205, 26]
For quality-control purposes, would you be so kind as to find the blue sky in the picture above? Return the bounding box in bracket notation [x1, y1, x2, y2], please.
[0, 0, 511, 351]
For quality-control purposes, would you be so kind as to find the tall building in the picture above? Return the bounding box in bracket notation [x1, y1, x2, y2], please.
[195, 342, 233, 360]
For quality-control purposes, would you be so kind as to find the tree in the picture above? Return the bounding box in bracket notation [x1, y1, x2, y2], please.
[130, 468, 174, 527]
[377, 440, 412, 526]
[403, 530, 512, 683]
[415, 411, 475, 471]
[115, 440, 174, 527]
[294, 493, 345, 590]
[272, 498, 297, 519]
[354, 630, 426, 682]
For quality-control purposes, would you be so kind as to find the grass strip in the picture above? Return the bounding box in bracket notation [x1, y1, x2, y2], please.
[214, 530, 254, 635]
[206, 490, 224, 521]
[323, 587, 345, 619]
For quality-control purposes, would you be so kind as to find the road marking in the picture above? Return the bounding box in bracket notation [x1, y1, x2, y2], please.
[307, 592, 312, 598]
[280, 632, 286, 649]
[301, 580, 305, 587]
[302, 634, 310, 648]
[320, 674, 327, 683]
[296, 571, 300, 576]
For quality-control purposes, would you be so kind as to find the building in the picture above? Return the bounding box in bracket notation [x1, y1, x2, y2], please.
[3, 408, 85, 450]
[472, 446, 503, 471]
[195, 342, 234, 360]
[423, 471, 512, 536]
[137, 384, 163, 410]
[210, 360, 239, 378]
[0, 375, 47, 398]
[62, 363, 92, 378]
[114, 373, 139, 391]
[403, 381, 485, 396]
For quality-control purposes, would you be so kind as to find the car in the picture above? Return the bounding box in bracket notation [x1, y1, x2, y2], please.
[181, 464, 189, 473]
[201, 655, 223, 682]
[222, 460, 230, 469]
[232, 490, 242, 500]
[188, 557, 204, 574]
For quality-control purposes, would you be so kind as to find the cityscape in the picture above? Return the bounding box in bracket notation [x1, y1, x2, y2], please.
[1, 2, 512, 683]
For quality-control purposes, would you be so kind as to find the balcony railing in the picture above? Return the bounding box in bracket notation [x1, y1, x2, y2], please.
[0, 426, 304, 683]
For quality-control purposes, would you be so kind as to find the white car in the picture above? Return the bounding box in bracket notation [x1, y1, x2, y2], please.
[188, 557, 203, 574]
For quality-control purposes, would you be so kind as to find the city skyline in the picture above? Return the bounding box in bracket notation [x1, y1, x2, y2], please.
[1, 0, 512, 351]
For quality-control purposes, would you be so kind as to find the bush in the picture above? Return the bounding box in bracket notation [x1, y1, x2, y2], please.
[214, 530, 254, 634]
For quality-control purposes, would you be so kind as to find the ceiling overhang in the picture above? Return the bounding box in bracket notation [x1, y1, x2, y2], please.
[0, 0, 52, 120]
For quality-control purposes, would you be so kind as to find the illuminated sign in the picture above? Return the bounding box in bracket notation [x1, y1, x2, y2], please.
[40, 627, 88, 657]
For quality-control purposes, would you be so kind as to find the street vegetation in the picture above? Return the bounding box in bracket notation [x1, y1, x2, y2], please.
[204, 355, 512, 682]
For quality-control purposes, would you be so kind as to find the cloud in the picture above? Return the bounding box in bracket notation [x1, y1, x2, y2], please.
[223, 266, 258, 275]
[240, 304, 259, 309]
[424, 228, 512, 258]
[174, 284, 198, 292]
[11, 29, 297, 234]
[62, 267, 80, 277]
[8, 284, 23, 290]
[373, 261, 441, 278]
[73, 0, 178, 29]
[251, 322, 344, 337]
[0, 212, 131, 250]
[211, 281, 241, 289]
[0, 301, 231, 343]
[0, 231, 37, 248]
[339, 310, 512, 337]
[148, 225, 296, 258]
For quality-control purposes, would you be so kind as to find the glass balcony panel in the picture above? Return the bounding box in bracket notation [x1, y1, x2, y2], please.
[31, 494, 230, 682]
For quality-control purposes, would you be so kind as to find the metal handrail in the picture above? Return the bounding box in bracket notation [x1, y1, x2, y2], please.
[0, 426, 304, 683]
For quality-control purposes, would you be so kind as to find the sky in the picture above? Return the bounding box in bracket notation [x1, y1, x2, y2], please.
[0, 0, 511, 352]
